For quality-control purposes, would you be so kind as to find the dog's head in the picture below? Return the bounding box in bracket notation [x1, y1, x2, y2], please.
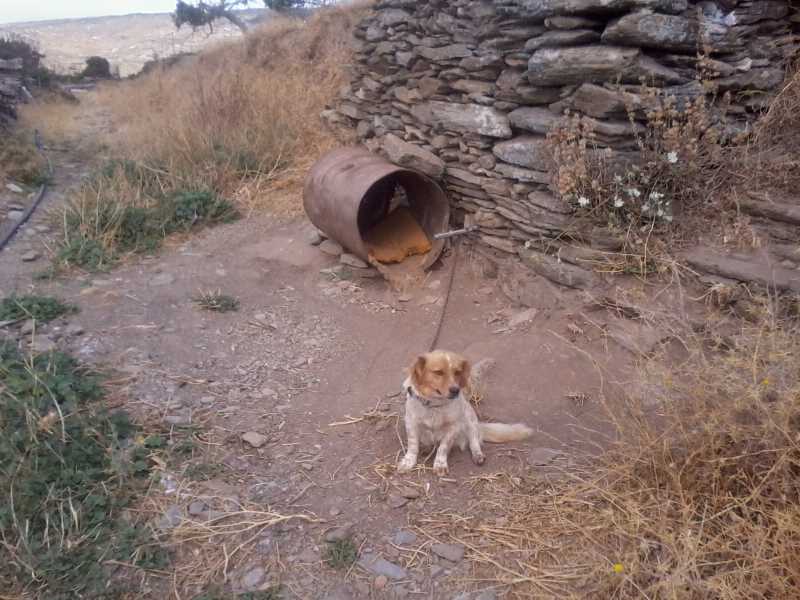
[409, 350, 471, 401]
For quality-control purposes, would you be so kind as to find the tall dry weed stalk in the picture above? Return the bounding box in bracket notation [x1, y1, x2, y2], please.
[425, 305, 800, 598]
[96, 6, 365, 214]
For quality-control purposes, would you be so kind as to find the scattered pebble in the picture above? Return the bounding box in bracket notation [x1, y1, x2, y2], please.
[65, 323, 85, 337]
[393, 530, 417, 546]
[20, 319, 35, 335]
[387, 494, 409, 509]
[431, 542, 465, 563]
[374, 575, 388, 590]
[398, 486, 420, 499]
[527, 447, 562, 467]
[150, 272, 175, 286]
[6, 183, 24, 194]
[163, 414, 192, 427]
[308, 229, 324, 246]
[187, 501, 208, 516]
[157, 505, 182, 531]
[30, 335, 56, 353]
[319, 239, 343, 256]
[301, 462, 314, 472]
[7, 209, 24, 221]
[340, 253, 368, 269]
[324, 523, 353, 543]
[241, 431, 269, 448]
[509, 307, 539, 328]
[241, 566, 266, 591]
[358, 553, 408, 580]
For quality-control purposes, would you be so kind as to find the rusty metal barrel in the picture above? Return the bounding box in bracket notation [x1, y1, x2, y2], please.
[303, 147, 450, 270]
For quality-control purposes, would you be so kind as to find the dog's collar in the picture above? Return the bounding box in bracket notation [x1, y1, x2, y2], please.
[406, 385, 448, 408]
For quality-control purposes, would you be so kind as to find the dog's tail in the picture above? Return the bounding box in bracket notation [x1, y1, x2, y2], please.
[479, 422, 533, 443]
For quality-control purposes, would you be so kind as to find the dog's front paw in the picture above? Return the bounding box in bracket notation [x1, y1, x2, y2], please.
[433, 459, 449, 477]
[397, 456, 416, 474]
[472, 451, 485, 466]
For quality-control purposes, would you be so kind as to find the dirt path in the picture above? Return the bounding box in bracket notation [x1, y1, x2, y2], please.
[0, 105, 702, 599]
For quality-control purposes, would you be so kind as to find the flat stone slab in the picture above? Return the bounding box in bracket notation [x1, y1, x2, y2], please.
[684, 250, 800, 294]
[357, 553, 408, 580]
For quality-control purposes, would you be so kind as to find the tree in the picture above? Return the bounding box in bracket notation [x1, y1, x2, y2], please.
[172, 1, 252, 33]
[172, 0, 335, 33]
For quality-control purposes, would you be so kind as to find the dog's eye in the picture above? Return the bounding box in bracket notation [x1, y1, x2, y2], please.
[454, 370, 462, 378]
[433, 369, 444, 376]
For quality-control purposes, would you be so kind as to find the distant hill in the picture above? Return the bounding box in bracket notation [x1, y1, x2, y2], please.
[0, 9, 269, 77]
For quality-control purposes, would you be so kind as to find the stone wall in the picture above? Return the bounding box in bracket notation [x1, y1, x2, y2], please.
[327, 0, 798, 256]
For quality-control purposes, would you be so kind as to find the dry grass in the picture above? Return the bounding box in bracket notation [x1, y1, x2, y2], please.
[421, 304, 800, 598]
[17, 93, 93, 153]
[93, 5, 365, 216]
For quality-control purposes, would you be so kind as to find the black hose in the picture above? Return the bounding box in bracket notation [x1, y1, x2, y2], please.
[0, 181, 48, 251]
[0, 128, 51, 252]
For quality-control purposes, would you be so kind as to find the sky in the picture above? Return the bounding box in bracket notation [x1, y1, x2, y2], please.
[0, 0, 182, 25]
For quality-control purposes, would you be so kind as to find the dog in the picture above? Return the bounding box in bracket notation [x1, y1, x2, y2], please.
[397, 350, 533, 476]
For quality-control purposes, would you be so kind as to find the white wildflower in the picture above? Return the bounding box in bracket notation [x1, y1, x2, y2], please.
[666, 151, 678, 164]
[664, 215, 674, 222]
[649, 191, 664, 201]
[613, 174, 623, 183]
[626, 188, 641, 198]
[613, 197, 624, 208]
[577, 196, 590, 208]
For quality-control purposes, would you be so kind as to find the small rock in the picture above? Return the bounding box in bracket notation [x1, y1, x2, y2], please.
[30, 335, 56, 353]
[431, 543, 465, 563]
[20, 319, 35, 335]
[398, 486, 420, 499]
[324, 523, 353, 542]
[292, 357, 308, 368]
[6, 183, 24, 193]
[241, 431, 269, 448]
[527, 447, 562, 466]
[358, 553, 408, 580]
[34, 224, 50, 233]
[340, 253, 368, 269]
[319, 239, 343, 256]
[150, 273, 175, 286]
[65, 323, 85, 337]
[475, 591, 498, 600]
[157, 505, 182, 530]
[163, 414, 192, 427]
[398, 293, 412, 303]
[418, 295, 439, 306]
[307, 229, 324, 246]
[387, 494, 409, 509]
[321, 585, 355, 600]
[329, 506, 341, 516]
[301, 462, 314, 472]
[241, 566, 266, 591]
[7, 210, 24, 221]
[509, 308, 539, 328]
[199, 395, 216, 405]
[393, 530, 417, 546]
[188, 501, 208, 516]
[374, 575, 388, 590]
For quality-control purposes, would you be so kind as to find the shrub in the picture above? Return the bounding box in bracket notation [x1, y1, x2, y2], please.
[0, 294, 76, 322]
[82, 55, 112, 79]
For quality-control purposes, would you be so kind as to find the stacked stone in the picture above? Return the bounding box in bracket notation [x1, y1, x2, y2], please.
[0, 57, 24, 126]
[328, 0, 798, 256]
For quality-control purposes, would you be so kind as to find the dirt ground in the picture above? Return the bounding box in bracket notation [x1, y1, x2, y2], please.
[0, 103, 708, 599]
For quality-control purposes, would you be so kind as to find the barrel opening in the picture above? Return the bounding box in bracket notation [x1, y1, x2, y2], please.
[359, 173, 439, 265]
[303, 147, 450, 271]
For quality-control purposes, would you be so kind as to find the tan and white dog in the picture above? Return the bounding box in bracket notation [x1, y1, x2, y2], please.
[397, 350, 533, 476]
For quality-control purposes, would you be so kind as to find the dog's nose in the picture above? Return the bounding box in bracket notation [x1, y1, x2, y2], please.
[448, 386, 460, 398]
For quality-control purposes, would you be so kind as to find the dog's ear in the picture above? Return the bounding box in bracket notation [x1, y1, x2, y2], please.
[410, 354, 427, 385]
[455, 357, 471, 389]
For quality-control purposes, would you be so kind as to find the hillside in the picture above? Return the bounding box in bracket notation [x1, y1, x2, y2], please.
[0, 9, 266, 76]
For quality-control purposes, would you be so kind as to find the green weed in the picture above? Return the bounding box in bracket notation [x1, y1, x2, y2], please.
[0, 294, 77, 322]
[323, 538, 358, 571]
[0, 341, 168, 597]
[193, 290, 240, 313]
